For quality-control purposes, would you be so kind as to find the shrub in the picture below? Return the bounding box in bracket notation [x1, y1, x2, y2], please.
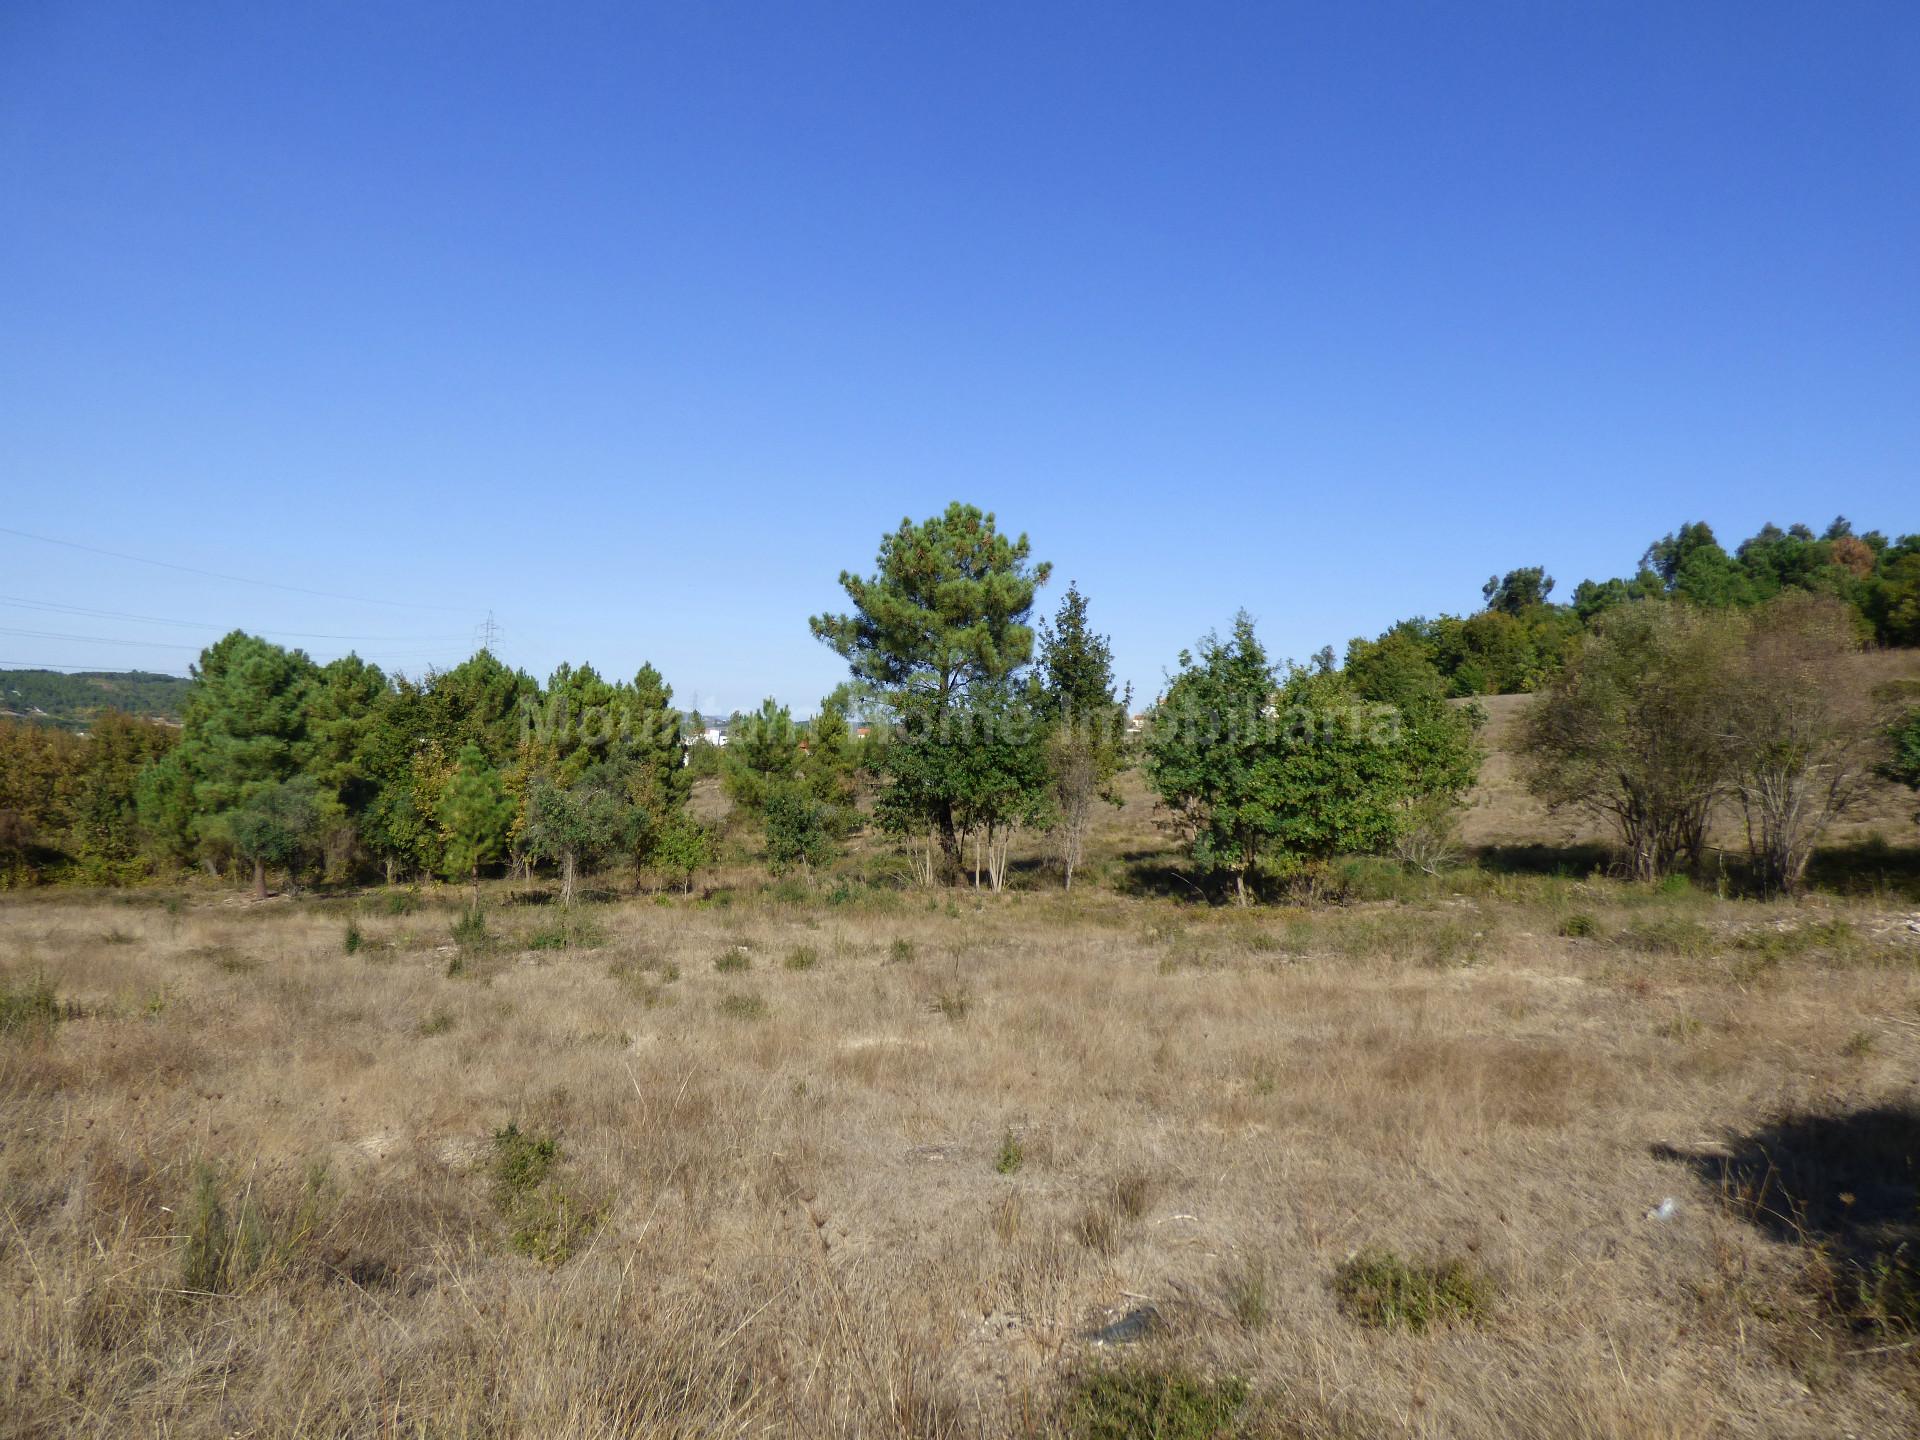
[490, 1123, 595, 1265]
[450, 908, 489, 951]
[0, 975, 63, 1035]
[784, 946, 819, 971]
[715, 946, 752, 973]
[995, 1129, 1025, 1175]
[718, 992, 768, 1021]
[1558, 912, 1599, 939]
[527, 914, 607, 951]
[888, 937, 916, 964]
[1062, 1366, 1250, 1440]
[343, 918, 364, 955]
[1334, 1249, 1491, 1332]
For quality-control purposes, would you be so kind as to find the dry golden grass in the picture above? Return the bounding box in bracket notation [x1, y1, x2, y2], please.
[4, 858, 1920, 1438]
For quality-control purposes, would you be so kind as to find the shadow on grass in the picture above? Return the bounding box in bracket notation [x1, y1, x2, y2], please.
[1804, 839, 1920, 902]
[1470, 842, 1613, 877]
[1115, 852, 1218, 904]
[1657, 1101, 1920, 1332]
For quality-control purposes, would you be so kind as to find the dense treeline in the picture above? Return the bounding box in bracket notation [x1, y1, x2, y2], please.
[1348, 516, 1920, 698]
[3, 503, 1917, 901]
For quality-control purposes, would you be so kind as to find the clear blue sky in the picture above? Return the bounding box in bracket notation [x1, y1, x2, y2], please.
[3, 2, 1915, 713]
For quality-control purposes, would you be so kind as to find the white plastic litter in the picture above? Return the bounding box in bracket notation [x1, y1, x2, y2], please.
[1645, 1197, 1679, 1221]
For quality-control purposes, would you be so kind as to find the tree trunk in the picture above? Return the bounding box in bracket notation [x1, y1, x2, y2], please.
[252, 857, 267, 900]
[1234, 869, 1247, 907]
[561, 850, 577, 906]
[936, 802, 962, 885]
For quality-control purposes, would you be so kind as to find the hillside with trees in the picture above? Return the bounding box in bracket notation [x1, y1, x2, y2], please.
[0, 669, 192, 730]
[1348, 516, 1920, 699]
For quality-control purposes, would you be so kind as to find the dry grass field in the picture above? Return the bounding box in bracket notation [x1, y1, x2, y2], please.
[5, 756, 1920, 1437]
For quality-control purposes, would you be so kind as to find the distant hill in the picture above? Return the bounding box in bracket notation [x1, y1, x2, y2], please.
[0, 669, 192, 731]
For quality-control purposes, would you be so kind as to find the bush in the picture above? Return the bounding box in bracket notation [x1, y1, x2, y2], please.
[1334, 1249, 1491, 1332]
[0, 974, 63, 1035]
[1557, 912, 1599, 939]
[995, 1129, 1024, 1175]
[490, 1123, 595, 1264]
[450, 908, 489, 951]
[714, 946, 752, 973]
[784, 946, 818, 971]
[526, 914, 607, 951]
[1062, 1366, 1249, 1440]
[343, 918, 364, 955]
[718, 992, 768, 1021]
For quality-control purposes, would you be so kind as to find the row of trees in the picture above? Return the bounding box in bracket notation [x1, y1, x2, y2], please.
[1349, 517, 1920, 699]
[5, 502, 1916, 901]
[0, 638, 724, 899]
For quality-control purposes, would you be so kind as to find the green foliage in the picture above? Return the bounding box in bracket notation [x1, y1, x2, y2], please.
[178, 1162, 328, 1295]
[1333, 1249, 1491, 1332]
[1040, 583, 1130, 890]
[717, 991, 768, 1020]
[439, 744, 514, 884]
[647, 814, 713, 892]
[1061, 1366, 1250, 1440]
[762, 779, 840, 877]
[1887, 706, 1920, 822]
[490, 1123, 595, 1264]
[714, 946, 751, 972]
[343, 918, 364, 954]
[525, 914, 607, 950]
[1557, 912, 1599, 939]
[995, 1129, 1024, 1174]
[520, 768, 635, 903]
[0, 974, 63, 1035]
[813, 502, 1051, 882]
[450, 906, 490, 951]
[1147, 614, 1434, 902]
[227, 777, 327, 894]
[784, 945, 818, 970]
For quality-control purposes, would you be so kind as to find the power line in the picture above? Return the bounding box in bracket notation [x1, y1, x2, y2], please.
[0, 525, 470, 613]
[0, 625, 199, 651]
[0, 594, 472, 643]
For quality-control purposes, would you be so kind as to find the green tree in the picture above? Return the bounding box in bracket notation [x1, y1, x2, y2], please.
[1481, 567, 1554, 614]
[171, 632, 320, 884]
[228, 777, 325, 898]
[649, 815, 713, 894]
[440, 744, 515, 903]
[1038, 583, 1129, 889]
[57, 711, 178, 880]
[722, 697, 802, 815]
[1147, 614, 1413, 903]
[762, 780, 838, 878]
[1345, 634, 1482, 873]
[520, 768, 633, 906]
[811, 502, 1050, 882]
